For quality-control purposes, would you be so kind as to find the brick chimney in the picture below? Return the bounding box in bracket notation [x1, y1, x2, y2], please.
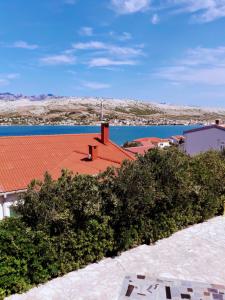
[88, 145, 98, 161]
[101, 123, 109, 144]
[215, 119, 220, 125]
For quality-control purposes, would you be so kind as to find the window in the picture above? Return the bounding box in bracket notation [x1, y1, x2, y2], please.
[9, 206, 18, 217]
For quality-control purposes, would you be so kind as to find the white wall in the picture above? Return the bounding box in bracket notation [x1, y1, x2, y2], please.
[158, 141, 170, 149]
[184, 128, 225, 156]
[0, 193, 19, 220]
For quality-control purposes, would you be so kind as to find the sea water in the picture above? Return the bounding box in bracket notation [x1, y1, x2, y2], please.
[0, 125, 199, 146]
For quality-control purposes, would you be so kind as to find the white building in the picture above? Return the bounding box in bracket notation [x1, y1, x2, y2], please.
[183, 120, 225, 156]
[169, 135, 185, 145]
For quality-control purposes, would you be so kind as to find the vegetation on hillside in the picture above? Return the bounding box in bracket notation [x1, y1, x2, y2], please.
[0, 148, 225, 298]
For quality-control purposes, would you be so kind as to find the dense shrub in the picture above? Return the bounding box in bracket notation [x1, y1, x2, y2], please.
[99, 148, 225, 250]
[0, 218, 58, 299]
[1, 148, 225, 297]
[0, 217, 113, 299]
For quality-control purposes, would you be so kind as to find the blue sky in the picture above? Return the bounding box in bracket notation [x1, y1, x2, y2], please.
[1, 0, 225, 107]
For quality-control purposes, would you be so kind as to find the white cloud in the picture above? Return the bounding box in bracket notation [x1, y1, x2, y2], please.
[118, 32, 132, 41]
[13, 41, 39, 50]
[89, 57, 137, 67]
[79, 27, 93, 36]
[110, 0, 225, 22]
[73, 41, 143, 57]
[73, 41, 106, 50]
[109, 31, 132, 41]
[155, 46, 225, 85]
[82, 81, 111, 89]
[0, 73, 20, 86]
[72, 40, 143, 68]
[71, 37, 144, 69]
[6, 73, 20, 79]
[163, 0, 225, 23]
[111, 0, 150, 14]
[151, 13, 160, 24]
[0, 79, 9, 86]
[40, 54, 76, 65]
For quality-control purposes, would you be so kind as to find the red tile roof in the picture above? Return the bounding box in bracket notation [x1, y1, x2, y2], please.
[0, 133, 134, 193]
[134, 137, 169, 144]
[125, 144, 156, 155]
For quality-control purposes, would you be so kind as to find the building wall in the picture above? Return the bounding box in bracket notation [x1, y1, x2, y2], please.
[184, 128, 225, 156]
[158, 141, 170, 149]
[0, 193, 19, 220]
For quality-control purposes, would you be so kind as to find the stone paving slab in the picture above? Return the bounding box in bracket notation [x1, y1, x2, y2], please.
[119, 275, 225, 299]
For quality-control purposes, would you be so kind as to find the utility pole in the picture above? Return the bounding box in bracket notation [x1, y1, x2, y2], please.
[100, 99, 104, 121]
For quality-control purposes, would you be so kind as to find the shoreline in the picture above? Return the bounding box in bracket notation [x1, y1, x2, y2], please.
[0, 123, 202, 127]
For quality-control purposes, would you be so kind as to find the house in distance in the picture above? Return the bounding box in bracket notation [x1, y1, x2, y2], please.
[184, 120, 225, 156]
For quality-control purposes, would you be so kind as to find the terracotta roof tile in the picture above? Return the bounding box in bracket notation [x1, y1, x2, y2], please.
[0, 133, 134, 193]
[134, 137, 169, 144]
[125, 144, 156, 155]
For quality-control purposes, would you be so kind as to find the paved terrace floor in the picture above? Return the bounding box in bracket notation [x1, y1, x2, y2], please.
[8, 216, 225, 300]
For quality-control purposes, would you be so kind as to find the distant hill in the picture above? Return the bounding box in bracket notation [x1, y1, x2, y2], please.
[0, 94, 224, 124]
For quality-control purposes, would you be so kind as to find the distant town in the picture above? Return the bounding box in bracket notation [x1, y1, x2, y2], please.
[0, 93, 224, 126]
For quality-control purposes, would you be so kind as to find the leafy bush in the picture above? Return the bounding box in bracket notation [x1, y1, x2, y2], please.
[1, 147, 225, 297]
[99, 148, 225, 250]
[0, 218, 58, 299]
[123, 140, 142, 148]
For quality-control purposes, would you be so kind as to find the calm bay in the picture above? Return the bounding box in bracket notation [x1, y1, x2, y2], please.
[0, 125, 200, 145]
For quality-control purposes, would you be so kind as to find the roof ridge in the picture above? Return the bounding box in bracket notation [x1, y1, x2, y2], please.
[108, 140, 135, 161]
[184, 125, 225, 134]
[0, 132, 100, 139]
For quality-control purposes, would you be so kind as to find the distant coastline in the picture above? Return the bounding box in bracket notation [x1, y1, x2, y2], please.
[0, 95, 223, 127]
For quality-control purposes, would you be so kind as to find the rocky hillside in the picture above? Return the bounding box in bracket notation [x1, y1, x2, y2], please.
[0, 94, 225, 125]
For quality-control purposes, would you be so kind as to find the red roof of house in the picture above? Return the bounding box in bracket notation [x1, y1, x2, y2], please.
[125, 144, 156, 155]
[0, 133, 134, 193]
[134, 137, 169, 144]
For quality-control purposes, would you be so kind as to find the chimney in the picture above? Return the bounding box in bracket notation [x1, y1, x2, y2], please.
[101, 123, 109, 144]
[215, 119, 220, 125]
[88, 145, 98, 161]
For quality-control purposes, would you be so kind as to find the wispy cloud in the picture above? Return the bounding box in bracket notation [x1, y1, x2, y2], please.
[73, 40, 143, 57]
[110, 0, 225, 23]
[110, 31, 133, 41]
[0, 73, 20, 86]
[151, 13, 160, 24]
[118, 32, 133, 41]
[72, 39, 143, 68]
[13, 40, 39, 50]
[111, 0, 150, 14]
[0, 79, 8, 86]
[89, 57, 137, 67]
[73, 41, 106, 50]
[155, 46, 225, 85]
[82, 81, 111, 89]
[79, 27, 93, 36]
[161, 0, 225, 23]
[40, 54, 76, 65]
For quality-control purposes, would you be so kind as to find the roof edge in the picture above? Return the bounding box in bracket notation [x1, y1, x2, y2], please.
[109, 140, 136, 161]
[0, 132, 100, 139]
[184, 125, 225, 135]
